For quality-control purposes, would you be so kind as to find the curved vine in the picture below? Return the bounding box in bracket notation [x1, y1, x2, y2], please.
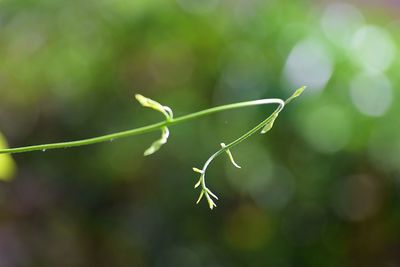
[0, 86, 306, 209]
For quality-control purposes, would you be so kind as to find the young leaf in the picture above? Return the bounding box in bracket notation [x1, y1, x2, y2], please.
[143, 127, 169, 156]
[135, 94, 173, 120]
[221, 143, 241, 168]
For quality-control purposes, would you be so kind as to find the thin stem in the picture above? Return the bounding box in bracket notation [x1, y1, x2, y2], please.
[197, 99, 284, 202]
[0, 98, 285, 154]
[193, 85, 306, 209]
[0, 86, 306, 210]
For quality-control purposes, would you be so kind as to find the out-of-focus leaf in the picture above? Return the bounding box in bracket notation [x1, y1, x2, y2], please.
[0, 132, 16, 181]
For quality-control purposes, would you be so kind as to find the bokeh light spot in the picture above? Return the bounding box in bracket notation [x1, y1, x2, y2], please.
[349, 73, 393, 117]
[283, 38, 333, 93]
[351, 25, 396, 73]
[321, 2, 365, 47]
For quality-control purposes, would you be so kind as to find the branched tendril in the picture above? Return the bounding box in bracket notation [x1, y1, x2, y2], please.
[0, 87, 306, 209]
[192, 86, 305, 209]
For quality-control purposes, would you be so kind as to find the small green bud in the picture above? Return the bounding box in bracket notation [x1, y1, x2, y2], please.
[261, 113, 278, 134]
[285, 86, 306, 104]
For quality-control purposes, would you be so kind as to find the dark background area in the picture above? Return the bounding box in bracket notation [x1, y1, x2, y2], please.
[1, 0, 400, 266]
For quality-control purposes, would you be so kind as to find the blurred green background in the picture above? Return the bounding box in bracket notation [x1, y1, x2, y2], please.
[1, 0, 400, 266]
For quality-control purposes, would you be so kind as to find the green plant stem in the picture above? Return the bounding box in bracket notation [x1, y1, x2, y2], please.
[0, 98, 285, 154]
[202, 100, 284, 171]
[196, 99, 284, 207]
[192, 85, 306, 209]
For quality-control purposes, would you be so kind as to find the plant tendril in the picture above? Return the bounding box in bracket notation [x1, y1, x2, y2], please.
[0, 86, 306, 209]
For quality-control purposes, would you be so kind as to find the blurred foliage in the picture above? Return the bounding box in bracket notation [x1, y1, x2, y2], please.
[1, 0, 400, 266]
[0, 132, 16, 180]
